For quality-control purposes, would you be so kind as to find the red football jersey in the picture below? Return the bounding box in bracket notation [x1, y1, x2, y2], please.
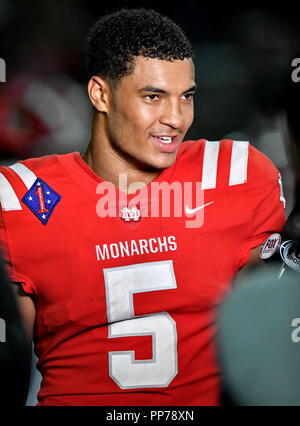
[0, 139, 285, 406]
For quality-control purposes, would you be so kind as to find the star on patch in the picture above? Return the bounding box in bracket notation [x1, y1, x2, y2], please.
[21, 178, 61, 225]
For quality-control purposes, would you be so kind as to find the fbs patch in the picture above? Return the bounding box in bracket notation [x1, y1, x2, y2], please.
[22, 178, 61, 225]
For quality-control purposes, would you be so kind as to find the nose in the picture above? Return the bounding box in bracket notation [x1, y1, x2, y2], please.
[159, 99, 183, 129]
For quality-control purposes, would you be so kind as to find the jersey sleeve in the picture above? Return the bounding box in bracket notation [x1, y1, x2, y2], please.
[238, 145, 286, 268]
[0, 169, 36, 296]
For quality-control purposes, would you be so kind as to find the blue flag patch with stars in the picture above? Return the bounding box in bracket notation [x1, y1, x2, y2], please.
[21, 178, 61, 225]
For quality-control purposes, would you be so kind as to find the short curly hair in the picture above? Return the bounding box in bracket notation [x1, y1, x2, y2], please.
[85, 8, 194, 86]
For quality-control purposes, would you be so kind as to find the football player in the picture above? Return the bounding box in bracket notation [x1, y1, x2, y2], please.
[0, 9, 285, 405]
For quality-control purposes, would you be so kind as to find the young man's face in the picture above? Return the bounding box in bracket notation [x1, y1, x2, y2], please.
[106, 56, 196, 170]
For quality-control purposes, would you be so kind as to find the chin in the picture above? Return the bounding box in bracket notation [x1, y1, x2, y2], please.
[149, 153, 178, 170]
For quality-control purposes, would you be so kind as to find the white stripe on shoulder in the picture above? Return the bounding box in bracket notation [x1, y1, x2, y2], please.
[0, 172, 22, 211]
[9, 163, 37, 189]
[229, 141, 249, 186]
[201, 141, 220, 190]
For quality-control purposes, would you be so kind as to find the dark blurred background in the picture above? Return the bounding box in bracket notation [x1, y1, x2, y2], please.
[1, 1, 300, 406]
[0, 0, 300, 212]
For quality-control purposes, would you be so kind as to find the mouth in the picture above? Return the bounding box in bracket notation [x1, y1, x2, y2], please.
[151, 135, 179, 153]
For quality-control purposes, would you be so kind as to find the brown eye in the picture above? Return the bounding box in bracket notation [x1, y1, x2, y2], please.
[182, 93, 194, 100]
[145, 94, 159, 101]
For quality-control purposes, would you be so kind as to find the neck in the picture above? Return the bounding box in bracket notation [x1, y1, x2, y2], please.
[83, 117, 160, 194]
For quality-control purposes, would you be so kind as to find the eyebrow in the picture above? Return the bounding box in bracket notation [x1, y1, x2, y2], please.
[139, 84, 197, 95]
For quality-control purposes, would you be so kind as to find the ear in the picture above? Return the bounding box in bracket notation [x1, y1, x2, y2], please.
[88, 76, 110, 113]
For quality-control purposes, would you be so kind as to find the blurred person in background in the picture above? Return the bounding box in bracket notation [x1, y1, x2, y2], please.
[0, 69, 91, 161]
[0, 250, 31, 406]
[0, 0, 91, 163]
[217, 55, 300, 406]
[0, 43, 91, 163]
[217, 267, 300, 406]
[0, 8, 285, 406]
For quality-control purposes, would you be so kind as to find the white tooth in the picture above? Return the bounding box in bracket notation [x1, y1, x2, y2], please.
[159, 137, 172, 144]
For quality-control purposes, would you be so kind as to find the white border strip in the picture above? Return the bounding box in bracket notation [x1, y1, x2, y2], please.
[0, 172, 22, 211]
[9, 163, 37, 189]
[201, 141, 220, 190]
[229, 141, 249, 186]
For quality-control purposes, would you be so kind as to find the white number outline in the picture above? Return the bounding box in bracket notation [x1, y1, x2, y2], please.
[104, 260, 178, 389]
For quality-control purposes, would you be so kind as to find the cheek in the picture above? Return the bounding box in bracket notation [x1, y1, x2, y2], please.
[128, 104, 157, 130]
[109, 104, 153, 144]
[183, 105, 194, 129]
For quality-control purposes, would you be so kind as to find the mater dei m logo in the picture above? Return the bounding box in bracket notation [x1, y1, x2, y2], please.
[120, 206, 141, 222]
[0, 58, 6, 82]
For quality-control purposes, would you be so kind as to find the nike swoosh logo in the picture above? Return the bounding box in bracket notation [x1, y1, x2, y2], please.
[185, 201, 214, 215]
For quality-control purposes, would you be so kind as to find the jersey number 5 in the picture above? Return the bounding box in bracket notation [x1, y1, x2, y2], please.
[103, 260, 178, 389]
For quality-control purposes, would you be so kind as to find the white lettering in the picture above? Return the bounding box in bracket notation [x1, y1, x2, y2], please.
[110, 243, 120, 258]
[158, 236, 168, 252]
[96, 244, 110, 261]
[184, 182, 205, 229]
[139, 239, 150, 254]
[95, 236, 177, 260]
[149, 238, 158, 253]
[106, 410, 140, 423]
[168, 235, 177, 251]
[119, 241, 129, 257]
[96, 183, 117, 218]
[291, 318, 300, 343]
[130, 240, 140, 256]
[151, 181, 182, 217]
[0, 318, 5, 343]
[118, 174, 128, 205]
[0, 58, 6, 83]
[291, 58, 300, 83]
